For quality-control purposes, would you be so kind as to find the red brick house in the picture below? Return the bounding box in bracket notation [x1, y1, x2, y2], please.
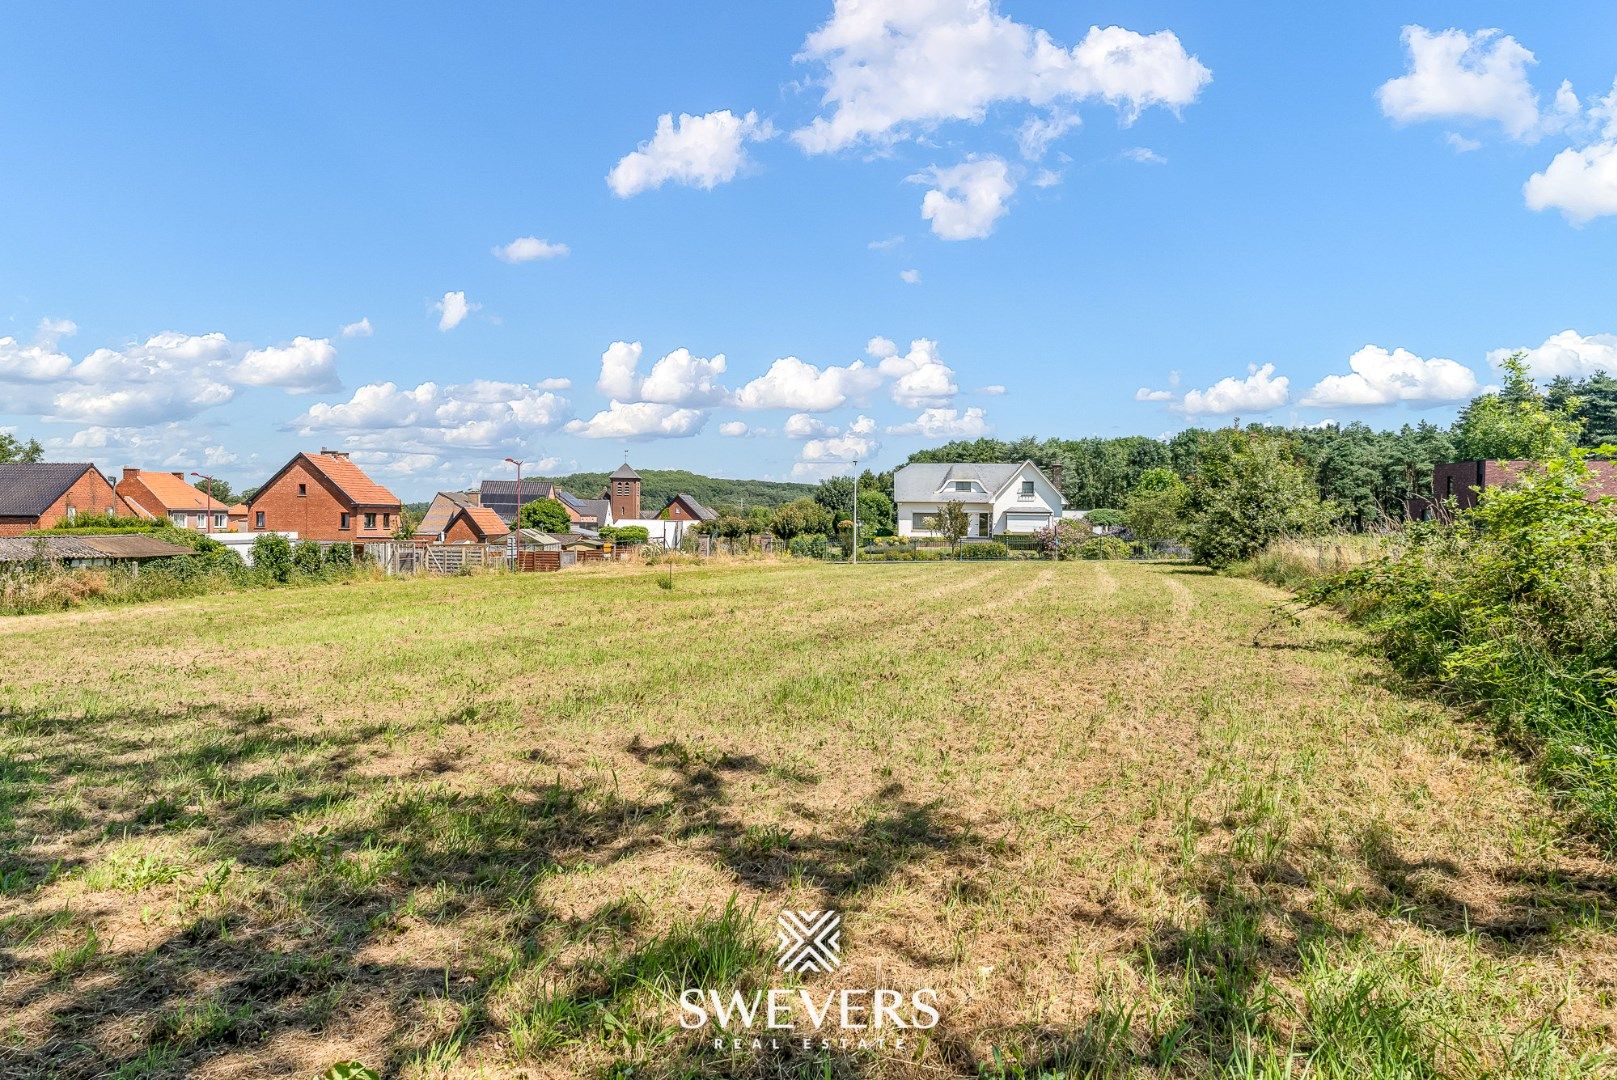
[0, 462, 128, 536]
[660, 492, 717, 524]
[442, 504, 511, 544]
[245, 451, 401, 542]
[419, 491, 476, 539]
[116, 468, 232, 531]
[1409, 459, 1617, 519]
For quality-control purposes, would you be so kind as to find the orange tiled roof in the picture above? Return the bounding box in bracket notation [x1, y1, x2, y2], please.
[117, 470, 216, 512]
[462, 505, 510, 538]
[305, 453, 400, 507]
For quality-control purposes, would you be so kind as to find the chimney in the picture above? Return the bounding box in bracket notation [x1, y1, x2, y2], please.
[320, 447, 350, 461]
[122, 467, 140, 481]
[171, 471, 185, 481]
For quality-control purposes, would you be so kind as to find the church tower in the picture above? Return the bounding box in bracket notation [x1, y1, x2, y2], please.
[608, 462, 641, 522]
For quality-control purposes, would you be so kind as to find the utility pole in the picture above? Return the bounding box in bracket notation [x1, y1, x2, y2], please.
[504, 456, 523, 564]
[190, 471, 216, 534]
[851, 458, 858, 565]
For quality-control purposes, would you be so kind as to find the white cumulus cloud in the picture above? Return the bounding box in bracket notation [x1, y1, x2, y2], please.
[492, 236, 570, 262]
[1377, 26, 1547, 141]
[1176, 364, 1290, 416]
[1300, 345, 1480, 407]
[876, 337, 958, 407]
[607, 110, 774, 197]
[785, 413, 837, 438]
[899, 268, 921, 284]
[436, 291, 477, 331]
[565, 401, 708, 440]
[792, 0, 1210, 154]
[295, 378, 569, 452]
[233, 336, 340, 394]
[733, 355, 883, 412]
[1489, 330, 1617, 378]
[887, 406, 991, 437]
[1525, 141, 1617, 223]
[913, 157, 1015, 240]
[339, 317, 373, 338]
[590, 341, 730, 406]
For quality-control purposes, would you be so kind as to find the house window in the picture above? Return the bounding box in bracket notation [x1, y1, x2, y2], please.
[911, 512, 934, 531]
[340, 513, 350, 530]
[978, 513, 991, 535]
[383, 513, 390, 529]
[255, 511, 266, 529]
[171, 512, 186, 526]
[213, 513, 225, 529]
[66, 506, 77, 522]
[297, 483, 307, 497]
[1445, 476, 1454, 497]
[1020, 480, 1035, 496]
[363, 513, 377, 530]
[954, 480, 971, 491]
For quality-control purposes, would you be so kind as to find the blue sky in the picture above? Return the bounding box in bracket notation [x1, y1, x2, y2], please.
[4, 1, 1616, 498]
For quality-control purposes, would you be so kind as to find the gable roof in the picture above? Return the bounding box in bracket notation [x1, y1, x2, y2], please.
[666, 493, 718, 521]
[452, 504, 511, 540]
[892, 460, 1062, 505]
[117, 470, 216, 513]
[480, 479, 558, 501]
[609, 463, 641, 480]
[248, 452, 400, 509]
[0, 462, 100, 517]
[557, 490, 610, 521]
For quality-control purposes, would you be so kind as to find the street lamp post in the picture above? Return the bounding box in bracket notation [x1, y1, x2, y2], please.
[850, 458, 858, 565]
[504, 456, 523, 565]
[189, 471, 216, 534]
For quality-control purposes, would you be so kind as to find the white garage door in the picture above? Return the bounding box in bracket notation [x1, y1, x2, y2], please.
[1003, 512, 1049, 534]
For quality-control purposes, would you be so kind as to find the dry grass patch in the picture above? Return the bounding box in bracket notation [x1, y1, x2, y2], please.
[0, 560, 1612, 1078]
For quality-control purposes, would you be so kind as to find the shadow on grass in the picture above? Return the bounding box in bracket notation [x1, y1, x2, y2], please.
[0, 714, 994, 1078]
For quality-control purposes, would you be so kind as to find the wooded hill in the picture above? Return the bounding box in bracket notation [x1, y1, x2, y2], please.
[536, 469, 814, 513]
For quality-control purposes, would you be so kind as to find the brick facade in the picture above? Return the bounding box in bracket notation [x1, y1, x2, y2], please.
[1412, 459, 1617, 519]
[247, 453, 399, 542]
[608, 475, 640, 521]
[0, 468, 127, 536]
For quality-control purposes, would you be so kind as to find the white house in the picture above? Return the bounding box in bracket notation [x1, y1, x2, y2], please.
[893, 461, 1065, 539]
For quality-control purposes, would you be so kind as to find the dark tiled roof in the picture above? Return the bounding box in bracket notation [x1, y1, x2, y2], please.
[479, 479, 557, 499]
[671, 493, 718, 522]
[0, 462, 97, 517]
[610, 463, 641, 480]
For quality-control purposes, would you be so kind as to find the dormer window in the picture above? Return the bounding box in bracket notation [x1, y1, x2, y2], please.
[1020, 480, 1035, 495]
[954, 481, 972, 491]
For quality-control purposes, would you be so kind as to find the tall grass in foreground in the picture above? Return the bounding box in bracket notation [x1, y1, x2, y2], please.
[1231, 533, 1384, 591]
[0, 554, 381, 615]
[1264, 455, 1617, 842]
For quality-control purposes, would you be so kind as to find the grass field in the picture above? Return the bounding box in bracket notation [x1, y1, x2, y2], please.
[1, 560, 1614, 1079]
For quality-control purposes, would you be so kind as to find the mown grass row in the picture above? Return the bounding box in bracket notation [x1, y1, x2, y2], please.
[1238, 455, 1617, 848]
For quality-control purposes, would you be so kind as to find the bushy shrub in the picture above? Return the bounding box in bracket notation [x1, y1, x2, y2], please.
[959, 541, 1009, 559]
[1301, 452, 1617, 840]
[1085, 508, 1126, 528]
[252, 534, 293, 583]
[787, 533, 828, 558]
[1183, 430, 1336, 568]
[324, 542, 355, 570]
[292, 541, 325, 576]
[1077, 536, 1130, 560]
[1032, 519, 1090, 560]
